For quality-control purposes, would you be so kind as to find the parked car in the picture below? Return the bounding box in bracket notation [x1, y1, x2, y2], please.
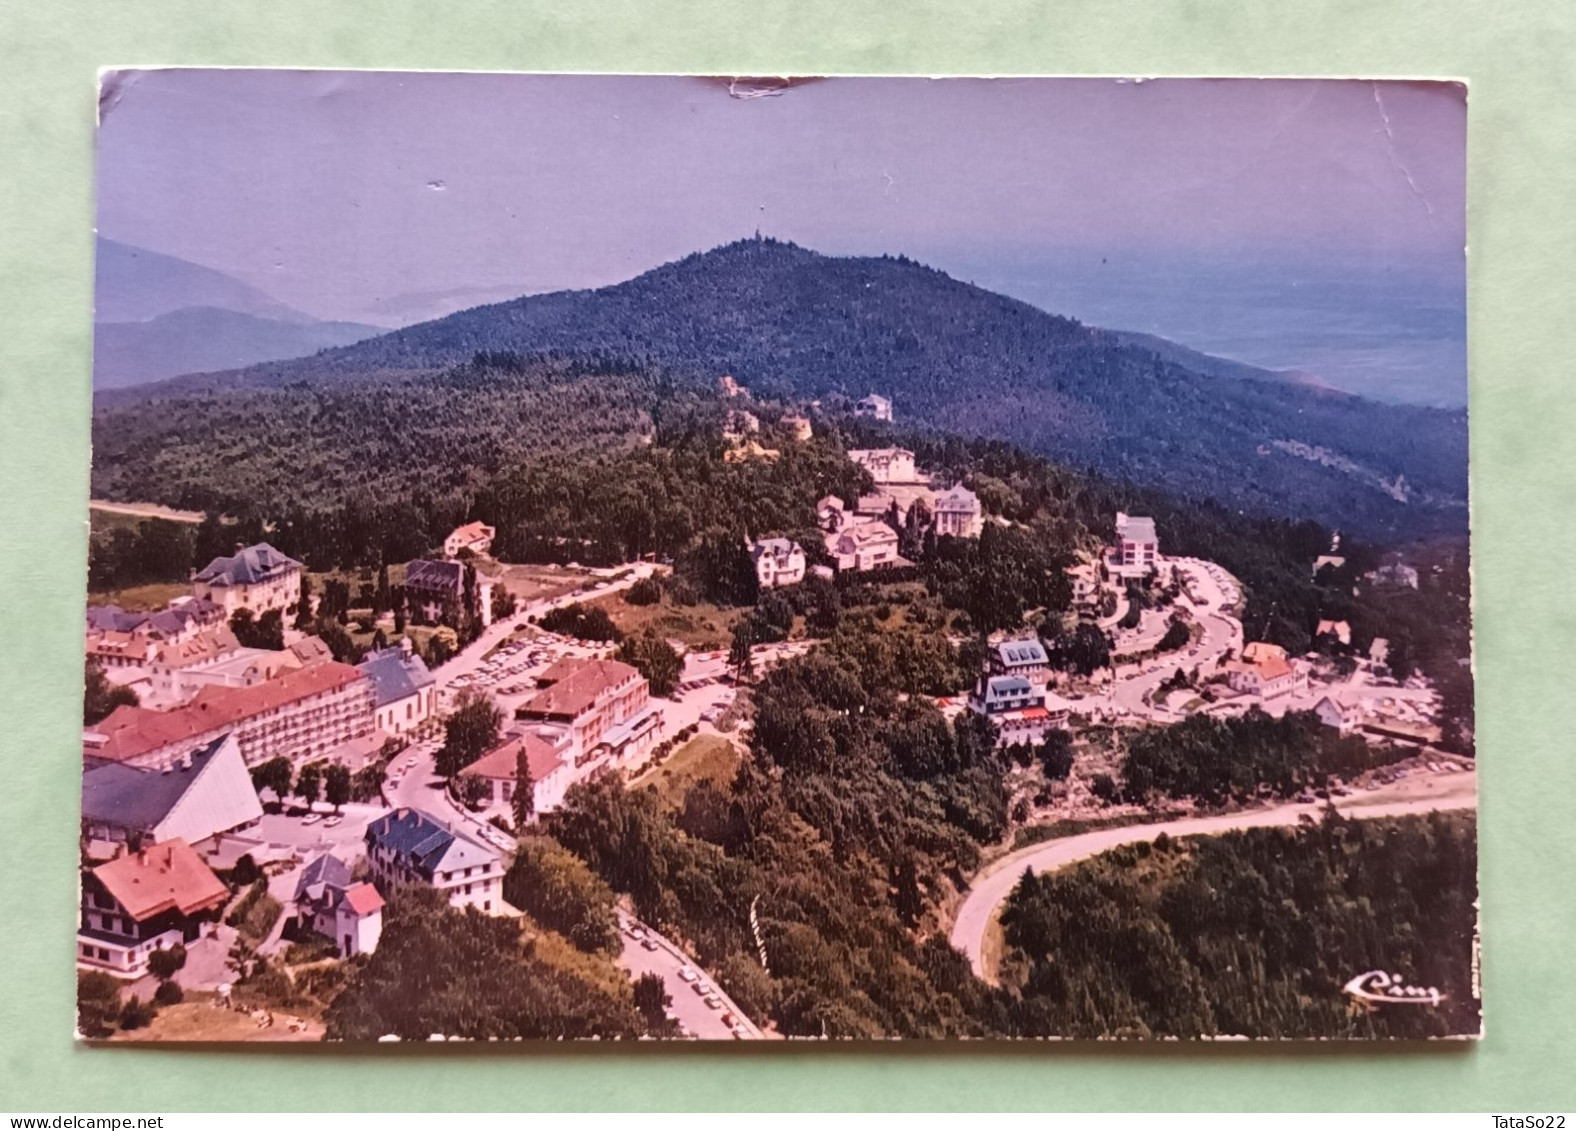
[302, 812, 324, 825]
[641, 937, 660, 952]
[677, 966, 699, 984]
[323, 814, 343, 828]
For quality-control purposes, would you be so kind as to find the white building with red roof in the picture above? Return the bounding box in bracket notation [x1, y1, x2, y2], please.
[443, 521, 496, 559]
[515, 657, 661, 767]
[294, 853, 385, 957]
[78, 839, 229, 977]
[465, 727, 577, 819]
[83, 660, 376, 771]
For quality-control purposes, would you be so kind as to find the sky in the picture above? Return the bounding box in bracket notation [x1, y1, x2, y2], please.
[95, 72, 1468, 405]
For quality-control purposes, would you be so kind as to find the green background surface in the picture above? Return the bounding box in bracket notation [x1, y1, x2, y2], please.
[2, 0, 1573, 1112]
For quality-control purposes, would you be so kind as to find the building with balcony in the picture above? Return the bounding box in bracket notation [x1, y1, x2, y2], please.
[77, 839, 228, 978]
[364, 808, 503, 914]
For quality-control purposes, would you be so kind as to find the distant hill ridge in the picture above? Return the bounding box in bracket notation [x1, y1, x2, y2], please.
[95, 238, 1468, 538]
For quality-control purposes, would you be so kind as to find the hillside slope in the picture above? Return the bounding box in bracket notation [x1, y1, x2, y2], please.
[95, 239, 1467, 537]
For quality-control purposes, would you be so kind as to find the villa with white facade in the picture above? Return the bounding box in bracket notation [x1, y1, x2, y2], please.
[364, 808, 504, 914]
[191, 543, 302, 616]
[751, 538, 807, 589]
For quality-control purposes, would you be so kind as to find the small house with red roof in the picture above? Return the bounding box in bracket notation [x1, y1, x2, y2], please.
[293, 853, 385, 957]
[466, 727, 576, 819]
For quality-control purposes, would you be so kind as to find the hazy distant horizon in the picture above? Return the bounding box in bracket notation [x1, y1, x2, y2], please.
[96, 72, 1468, 406]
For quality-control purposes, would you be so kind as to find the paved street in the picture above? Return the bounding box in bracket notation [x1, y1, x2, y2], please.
[949, 769, 1478, 981]
[614, 911, 765, 1040]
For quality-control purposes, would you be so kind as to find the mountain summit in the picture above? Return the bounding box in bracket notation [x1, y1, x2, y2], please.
[96, 238, 1467, 536]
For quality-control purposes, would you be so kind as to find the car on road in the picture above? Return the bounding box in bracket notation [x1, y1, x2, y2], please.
[627, 926, 647, 942]
[677, 966, 699, 983]
[302, 812, 324, 825]
[692, 982, 710, 996]
[704, 994, 723, 1010]
[641, 937, 660, 952]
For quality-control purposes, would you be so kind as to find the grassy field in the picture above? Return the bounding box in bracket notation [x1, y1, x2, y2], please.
[588, 591, 742, 651]
[106, 998, 323, 1043]
[631, 734, 740, 809]
[478, 560, 598, 605]
[85, 581, 190, 611]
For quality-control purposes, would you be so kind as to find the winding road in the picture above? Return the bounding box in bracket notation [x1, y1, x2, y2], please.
[949, 772, 1477, 982]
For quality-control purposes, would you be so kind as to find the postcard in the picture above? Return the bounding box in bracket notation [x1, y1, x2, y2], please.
[79, 71, 1475, 1041]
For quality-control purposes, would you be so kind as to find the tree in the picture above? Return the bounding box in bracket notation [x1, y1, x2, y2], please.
[625, 576, 664, 606]
[230, 607, 284, 650]
[728, 620, 756, 683]
[426, 625, 458, 667]
[615, 629, 683, 697]
[77, 970, 122, 1038]
[146, 943, 187, 985]
[633, 972, 676, 1035]
[392, 584, 407, 633]
[324, 762, 352, 814]
[436, 689, 503, 779]
[1054, 622, 1111, 676]
[502, 836, 621, 953]
[249, 757, 294, 806]
[84, 656, 138, 725]
[294, 574, 314, 632]
[512, 743, 535, 829]
[491, 584, 518, 623]
[325, 887, 644, 1040]
[1039, 729, 1074, 780]
[295, 763, 323, 809]
[1090, 773, 1120, 805]
[454, 772, 490, 810]
[375, 563, 392, 618]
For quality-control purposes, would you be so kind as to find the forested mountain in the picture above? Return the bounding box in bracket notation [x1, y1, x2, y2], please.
[93, 307, 380, 389]
[99, 238, 1468, 538]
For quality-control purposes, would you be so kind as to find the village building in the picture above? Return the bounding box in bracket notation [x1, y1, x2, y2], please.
[293, 853, 385, 958]
[359, 643, 438, 736]
[515, 657, 661, 767]
[1315, 619, 1353, 647]
[1065, 563, 1097, 606]
[722, 408, 761, 441]
[91, 623, 241, 679]
[933, 484, 984, 539]
[288, 635, 334, 667]
[1367, 560, 1420, 589]
[80, 733, 264, 853]
[191, 543, 302, 616]
[149, 641, 304, 707]
[464, 727, 577, 819]
[443, 521, 496, 559]
[966, 675, 1072, 746]
[817, 495, 848, 532]
[1110, 513, 1160, 578]
[968, 674, 1044, 716]
[990, 637, 1052, 685]
[855, 492, 905, 523]
[84, 660, 377, 772]
[825, 521, 902, 573]
[854, 393, 893, 422]
[780, 412, 813, 442]
[722, 439, 781, 464]
[1226, 652, 1301, 699]
[403, 558, 495, 629]
[1242, 641, 1288, 665]
[751, 538, 807, 589]
[77, 839, 229, 978]
[1314, 695, 1363, 735]
[847, 446, 917, 484]
[718, 375, 746, 398]
[364, 808, 504, 914]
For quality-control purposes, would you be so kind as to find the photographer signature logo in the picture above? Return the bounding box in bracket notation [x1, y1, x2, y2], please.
[1343, 970, 1445, 1007]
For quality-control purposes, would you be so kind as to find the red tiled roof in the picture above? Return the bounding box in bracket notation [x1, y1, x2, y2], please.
[1255, 655, 1294, 680]
[87, 661, 367, 764]
[91, 839, 228, 922]
[341, 882, 385, 916]
[521, 658, 640, 719]
[468, 731, 569, 782]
